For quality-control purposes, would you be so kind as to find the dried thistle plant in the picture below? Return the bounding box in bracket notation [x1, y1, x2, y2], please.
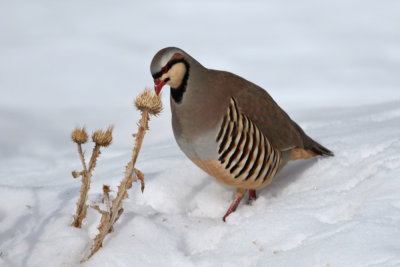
[82, 89, 162, 262]
[92, 126, 113, 147]
[134, 88, 162, 116]
[71, 126, 114, 228]
[72, 127, 89, 144]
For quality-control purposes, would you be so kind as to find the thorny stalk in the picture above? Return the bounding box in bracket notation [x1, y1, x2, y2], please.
[71, 126, 113, 228]
[81, 89, 161, 262]
[77, 144, 87, 172]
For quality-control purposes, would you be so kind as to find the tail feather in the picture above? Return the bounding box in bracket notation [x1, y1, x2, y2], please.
[291, 120, 334, 157]
[289, 139, 334, 161]
[309, 141, 334, 157]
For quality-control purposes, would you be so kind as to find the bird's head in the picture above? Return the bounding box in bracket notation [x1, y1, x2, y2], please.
[150, 47, 190, 96]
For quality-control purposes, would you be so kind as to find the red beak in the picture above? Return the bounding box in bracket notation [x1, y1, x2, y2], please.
[154, 78, 166, 95]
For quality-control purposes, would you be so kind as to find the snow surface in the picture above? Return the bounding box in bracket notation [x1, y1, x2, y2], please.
[1, 0, 400, 266]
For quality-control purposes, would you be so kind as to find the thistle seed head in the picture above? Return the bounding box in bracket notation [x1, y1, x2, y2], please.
[103, 185, 111, 193]
[92, 126, 114, 147]
[134, 88, 163, 116]
[71, 127, 89, 144]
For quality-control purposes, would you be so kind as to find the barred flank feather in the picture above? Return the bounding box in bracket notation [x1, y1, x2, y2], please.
[216, 98, 281, 186]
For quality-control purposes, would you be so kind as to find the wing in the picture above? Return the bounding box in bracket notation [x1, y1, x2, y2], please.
[206, 69, 327, 153]
[232, 81, 304, 151]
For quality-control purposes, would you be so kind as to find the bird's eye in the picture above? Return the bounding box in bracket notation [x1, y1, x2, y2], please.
[161, 65, 168, 74]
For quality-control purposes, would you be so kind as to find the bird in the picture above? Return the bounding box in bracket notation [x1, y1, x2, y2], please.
[150, 47, 333, 221]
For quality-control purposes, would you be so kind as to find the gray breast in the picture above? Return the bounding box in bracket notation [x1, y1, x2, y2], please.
[171, 97, 221, 161]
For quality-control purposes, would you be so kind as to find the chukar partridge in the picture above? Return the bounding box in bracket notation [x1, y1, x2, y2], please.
[150, 47, 333, 221]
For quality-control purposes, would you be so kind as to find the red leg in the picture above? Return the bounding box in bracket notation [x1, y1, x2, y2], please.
[222, 195, 243, 222]
[222, 188, 246, 222]
[248, 189, 257, 203]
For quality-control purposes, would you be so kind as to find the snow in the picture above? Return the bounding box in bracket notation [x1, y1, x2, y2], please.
[1, 0, 400, 266]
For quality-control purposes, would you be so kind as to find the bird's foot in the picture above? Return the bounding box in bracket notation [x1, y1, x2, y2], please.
[222, 194, 244, 222]
[248, 189, 257, 204]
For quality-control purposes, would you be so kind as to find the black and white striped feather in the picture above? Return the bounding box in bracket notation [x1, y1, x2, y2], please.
[216, 98, 281, 185]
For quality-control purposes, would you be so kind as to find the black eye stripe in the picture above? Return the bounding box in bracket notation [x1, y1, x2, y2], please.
[153, 59, 187, 80]
[153, 59, 187, 79]
[153, 72, 162, 79]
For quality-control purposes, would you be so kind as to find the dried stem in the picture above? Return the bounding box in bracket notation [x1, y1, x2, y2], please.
[81, 89, 161, 262]
[77, 143, 87, 172]
[83, 90, 161, 262]
[103, 185, 112, 212]
[136, 168, 145, 193]
[83, 111, 150, 262]
[71, 170, 92, 228]
[83, 172, 137, 262]
[71, 146, 94, 228]
[88, 144, 101, 173]
[124, 111, 149, 185]
[71, 126, 113, 228]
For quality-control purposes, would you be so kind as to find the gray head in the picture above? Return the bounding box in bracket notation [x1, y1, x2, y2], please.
[150, 47, 194, 99]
